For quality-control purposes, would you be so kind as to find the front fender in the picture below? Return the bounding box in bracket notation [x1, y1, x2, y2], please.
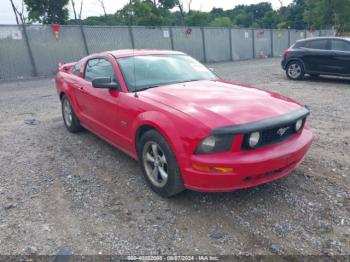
[132, 111, 189, 165]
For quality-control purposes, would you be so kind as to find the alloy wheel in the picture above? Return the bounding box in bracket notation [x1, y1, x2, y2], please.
[288, 63, 302, 79]
[142, 141, 168, 188]
[63, 98, 73, 127]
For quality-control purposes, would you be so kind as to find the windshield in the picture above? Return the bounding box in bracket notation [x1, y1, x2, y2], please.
[117, 54, 218, 92]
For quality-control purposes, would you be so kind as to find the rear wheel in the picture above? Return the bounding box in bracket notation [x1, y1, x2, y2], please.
[286, 61, 304, 80]
[61, 95, 84, 133]
[139, 130, 185, 197]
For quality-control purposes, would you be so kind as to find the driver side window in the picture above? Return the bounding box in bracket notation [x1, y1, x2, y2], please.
[84, 58, 118, 83]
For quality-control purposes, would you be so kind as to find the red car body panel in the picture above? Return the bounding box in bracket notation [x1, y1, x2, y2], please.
[55, 50, 313, 192]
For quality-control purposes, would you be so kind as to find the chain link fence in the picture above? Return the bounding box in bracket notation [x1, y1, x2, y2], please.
[0, 24, 335, 80]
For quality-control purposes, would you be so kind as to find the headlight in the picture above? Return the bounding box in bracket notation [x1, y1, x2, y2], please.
[199, 136, 216, 153]
[196, 135, 233, 154]
[295, 119, 303, 132]
[248, 132, 261, 148]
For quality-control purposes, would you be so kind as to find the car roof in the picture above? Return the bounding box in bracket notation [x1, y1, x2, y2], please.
[297, 37, 350, 42]
[99, 49, 186, 59]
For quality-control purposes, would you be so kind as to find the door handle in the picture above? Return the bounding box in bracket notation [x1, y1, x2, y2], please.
[78, 86, 87, 94]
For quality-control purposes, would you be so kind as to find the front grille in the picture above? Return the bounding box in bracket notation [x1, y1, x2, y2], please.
[242, 118, 305, 150]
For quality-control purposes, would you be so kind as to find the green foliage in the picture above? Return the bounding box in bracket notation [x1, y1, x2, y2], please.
[278, 0, 307, 29]
[225, 2, 276, 28]
[158, 0, 177, 9]
[185, 11, 211, 26]
[76, 14, 124, 26]
[304, 0, 350, 32]
[116, 0, 167, 26]
[24, 0, 69, 24]
[209, 17, 235, 27]
[210, 8, 225, 19]
[22, 0, 347, 31]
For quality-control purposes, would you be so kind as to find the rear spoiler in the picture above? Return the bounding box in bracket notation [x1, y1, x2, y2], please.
[57, 62, 76, 73]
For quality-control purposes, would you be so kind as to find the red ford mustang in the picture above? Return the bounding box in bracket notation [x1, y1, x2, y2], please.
[55, 49, 313, 197]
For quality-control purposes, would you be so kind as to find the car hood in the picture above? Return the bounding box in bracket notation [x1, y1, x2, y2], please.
[141, 80, 302, 129]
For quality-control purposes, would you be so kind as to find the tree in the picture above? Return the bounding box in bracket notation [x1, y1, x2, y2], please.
[70, 0, 83, 23]
[74, 0, 347, 29]
[97, 0, 107, 16]
[117, 0, 165, 26]
[304, 0, 337, 29]
[80, 14, 125, 25]
[333, 0, 350, 32]
[9, 0, 27, 24]
[303, 0, 347, 30]
[24, 0, 69, 24]
[210, 8, 225, 19]
[171, 0, 192, 25]
[225, 3, 275, 28]
[158, 0, 176, 9]
[276, 0, 307, 29]
[259, 10, 278, 28]
[209, 17, 235, 27]
[185, 11, 210, 26]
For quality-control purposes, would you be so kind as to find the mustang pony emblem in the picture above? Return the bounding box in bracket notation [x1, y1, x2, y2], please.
[277, 127, 290, 136]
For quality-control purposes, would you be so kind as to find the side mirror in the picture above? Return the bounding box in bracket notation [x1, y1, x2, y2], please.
[92, 77, 119, 90]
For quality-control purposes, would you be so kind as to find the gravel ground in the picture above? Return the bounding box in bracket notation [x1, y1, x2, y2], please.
[0, 58, 349, 256]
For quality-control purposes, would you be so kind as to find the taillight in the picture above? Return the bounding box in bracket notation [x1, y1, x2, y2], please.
[283, 50, 289, 57]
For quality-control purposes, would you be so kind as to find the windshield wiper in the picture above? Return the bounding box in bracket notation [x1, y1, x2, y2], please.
[177, 79, 203, 84]
[134, 79, 203, 92]
[134, 85, 160, 92]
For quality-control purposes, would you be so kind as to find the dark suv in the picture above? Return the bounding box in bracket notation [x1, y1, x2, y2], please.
[281, 37, 350, 80]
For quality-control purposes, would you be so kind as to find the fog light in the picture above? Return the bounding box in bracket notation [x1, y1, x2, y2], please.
[249, 132, 261, 148]
[295, 119, 303, 131]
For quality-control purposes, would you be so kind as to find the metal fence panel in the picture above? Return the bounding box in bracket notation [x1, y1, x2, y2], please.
[231, 29, 253, 60]
[319, 29, 335, 37]
[0, 25, 33, 80]
[26, 25, 86, 76]
[133, 26, 171, 50]
[172, 27, 204, 61]
[254, 29, 272, 58]
[84, 26, 132, 53]
[290, 30, 306, 45]
[204, 28, 230, 62]
[273, 29, 289, 56]
[306, 30, 319, 38]
[0, 25, 337, 81]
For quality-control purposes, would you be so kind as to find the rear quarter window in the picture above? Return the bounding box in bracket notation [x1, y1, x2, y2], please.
[293, 41, 305, 48]
[304, 39, 328, 50]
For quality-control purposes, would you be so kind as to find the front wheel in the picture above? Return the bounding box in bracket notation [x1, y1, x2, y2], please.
[139, 130, 185, 198]
[286, 61, 305, 80]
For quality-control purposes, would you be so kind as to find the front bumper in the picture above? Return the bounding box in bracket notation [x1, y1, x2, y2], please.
[182, 128, 313, 192]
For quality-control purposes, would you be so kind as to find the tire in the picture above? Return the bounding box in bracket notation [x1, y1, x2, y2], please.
[286, 61, 305, 80]
[139, 130, 185, 197]
[61, 95, 84, 133]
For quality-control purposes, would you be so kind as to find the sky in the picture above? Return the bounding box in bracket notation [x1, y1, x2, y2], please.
[0, 0, 293, 24]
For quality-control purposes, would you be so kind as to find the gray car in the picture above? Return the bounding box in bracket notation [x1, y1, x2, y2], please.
[281, 37, 350, 80]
